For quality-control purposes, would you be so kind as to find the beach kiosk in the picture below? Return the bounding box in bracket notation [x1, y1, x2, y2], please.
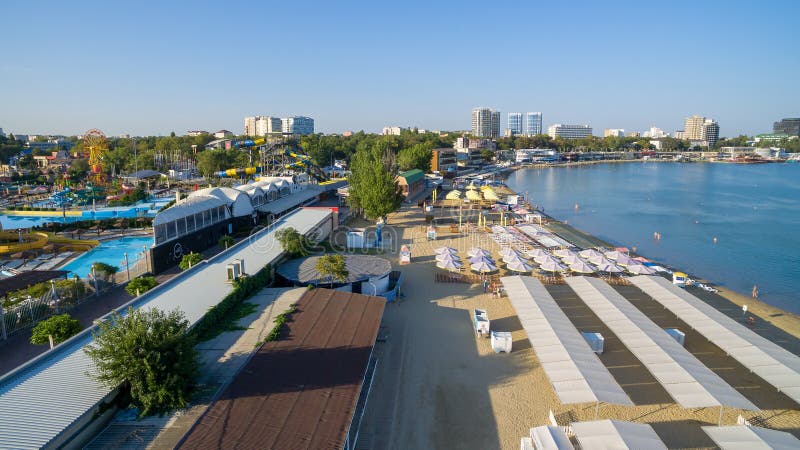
[673, 271, 688, 286]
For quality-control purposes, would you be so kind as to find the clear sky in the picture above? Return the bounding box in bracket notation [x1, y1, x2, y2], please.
[2, 0, 799, 137]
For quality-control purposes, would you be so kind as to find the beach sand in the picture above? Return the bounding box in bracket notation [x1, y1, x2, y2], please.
[356, 204, 800, 450]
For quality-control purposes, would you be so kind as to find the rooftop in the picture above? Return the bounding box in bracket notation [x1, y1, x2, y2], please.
[397, 169, 424, 184]
[277, 254, 392, 285]
[178, 288, 385, 450]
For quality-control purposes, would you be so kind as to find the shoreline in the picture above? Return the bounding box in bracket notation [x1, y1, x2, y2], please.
[534, 210, 800, 339]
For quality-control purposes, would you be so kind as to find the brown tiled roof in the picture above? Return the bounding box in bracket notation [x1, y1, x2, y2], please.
[178, 288, 385, 450]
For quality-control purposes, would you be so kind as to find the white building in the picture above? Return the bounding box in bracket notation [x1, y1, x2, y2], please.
[507, 113, 523, 136]
[673, 130, 686, 139]
[472, 107, 500, 138]
[525, 112, 543, 136]
[214, 130, 233, 139]
[282, 116, 315, 135]
[382, 126, 404, 136]
[604, 128, 625, 137]
[547, 124, 592, 139]
[643, 127, 668, 138]
[255, 116, 282, 136]
[186, 130, 208, 137]
[684, 115, 707, 140]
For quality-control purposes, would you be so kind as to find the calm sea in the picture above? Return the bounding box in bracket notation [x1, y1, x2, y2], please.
[505, 162, 800, 313]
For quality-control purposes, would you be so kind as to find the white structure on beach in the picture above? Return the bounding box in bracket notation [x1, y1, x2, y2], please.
[547, 124, 592, 139]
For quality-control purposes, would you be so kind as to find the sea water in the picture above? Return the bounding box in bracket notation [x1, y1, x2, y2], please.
[506, 162, 800, 313]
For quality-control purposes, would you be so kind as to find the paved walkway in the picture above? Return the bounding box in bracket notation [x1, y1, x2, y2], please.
[83, 287, 304, 450]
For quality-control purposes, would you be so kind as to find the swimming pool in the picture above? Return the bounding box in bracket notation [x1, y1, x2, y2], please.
[59, 236, 154, 278]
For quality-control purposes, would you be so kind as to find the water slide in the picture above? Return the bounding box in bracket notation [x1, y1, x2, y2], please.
[214, 144, 329, 182]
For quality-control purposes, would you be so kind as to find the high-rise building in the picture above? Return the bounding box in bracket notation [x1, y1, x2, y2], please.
[773, 118, 800, 136]
[525, 112, 543, 136]
[673, 130, 686, 139]
[471, 107, 500, 138]
[244, 116, 258, 136]
[282, 116, 315, 135]
[255, 117, 282, 136]
[626, 131, 641, 138]
[604, 129, 625, 137]
[547, 124, 592, 139]
[508, 113, 523, 136]
[702, 119, 720, 146]
[643, 127, 668, 138]
[684, 115, 707, 140]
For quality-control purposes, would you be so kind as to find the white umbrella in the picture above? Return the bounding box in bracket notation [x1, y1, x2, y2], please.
[469, 254, 495, 264]
[499, 247, 522, 258]
[587, 254, 613, 266]
[553, 248, 577, 258]
[596, 262, 623, 273]
[503, 254, 527, 265]
[507, 260, 534, 273]
[535, 254, 559, 265]
[561, 254, 583, 265]
[627, 264, 656, 275]
[435, 246, 457, 255]
[569, 261, 596, 274]
[614, 254, 637, 266]
[540, 260, 566, 272]
[526, 248, 550, 259]
[471, 261, 497, 272]
[436, 252, 461, 262]
[468, 247, 491, 257]
[604, 250, 627, 260]
[579, 249, 604, 259]
[437, 259, 463, 270]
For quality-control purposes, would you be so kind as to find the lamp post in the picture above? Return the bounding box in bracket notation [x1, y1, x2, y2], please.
[124, 253, 131, 282]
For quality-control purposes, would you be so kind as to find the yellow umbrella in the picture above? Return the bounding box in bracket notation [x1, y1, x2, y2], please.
[446, 190, 462, 200]
[466, 182, 478, 190]
[465, 189, 482, 201]
[483, 189, 499, 201]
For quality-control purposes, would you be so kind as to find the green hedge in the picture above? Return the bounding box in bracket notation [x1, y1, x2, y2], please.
[191, 264, 271, 342]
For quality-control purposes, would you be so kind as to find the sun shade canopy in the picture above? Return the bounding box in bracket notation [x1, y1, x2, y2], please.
[501, 276, 633, 406]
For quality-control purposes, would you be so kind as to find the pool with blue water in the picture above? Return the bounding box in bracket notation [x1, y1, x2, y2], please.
[60, 236, 154, 278]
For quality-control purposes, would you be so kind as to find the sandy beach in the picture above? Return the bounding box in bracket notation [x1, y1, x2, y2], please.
[355, 204, 800, 450]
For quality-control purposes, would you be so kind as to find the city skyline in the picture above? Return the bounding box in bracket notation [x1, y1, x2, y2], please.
[2, 1, 799, 137]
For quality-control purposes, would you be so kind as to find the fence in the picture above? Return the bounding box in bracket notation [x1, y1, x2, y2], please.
[0, 275, 116, 341]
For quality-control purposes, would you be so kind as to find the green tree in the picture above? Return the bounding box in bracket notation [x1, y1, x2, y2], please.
[92, 262, 119, 282]
[480, 149, 494, 162]
[179, 252, 203, 270]
[348, 145, 403, 220]
[218, 234, 235, 249]
[276, 227, 312, 258]
[397, 143, 433, 172]
[314, 254, 349, 288]
[30, 314, 82, 347]
[125, 276, 158, 296]
[85, 307, 198, 417]
[68, 158, 90, 179]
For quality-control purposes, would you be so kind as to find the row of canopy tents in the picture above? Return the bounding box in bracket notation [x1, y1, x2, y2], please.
[434, 246, 499, 273]
[522, 421, 800, 450]
[445, 184, 501, 202]
[629, 275, 800, 405]
[501, 275, 764, 413]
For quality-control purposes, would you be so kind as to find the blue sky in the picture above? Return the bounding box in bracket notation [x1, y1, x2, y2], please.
[2, 0, 799, 137]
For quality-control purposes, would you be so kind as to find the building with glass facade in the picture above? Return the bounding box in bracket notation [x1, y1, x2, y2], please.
[526, 112, 542, 136]
[773, 118, 800, 136]
[472, 107, 500, 138]
[508, 113, 523, 136]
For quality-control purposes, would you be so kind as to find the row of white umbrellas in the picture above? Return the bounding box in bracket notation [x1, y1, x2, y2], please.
[435, 245, 655, 275]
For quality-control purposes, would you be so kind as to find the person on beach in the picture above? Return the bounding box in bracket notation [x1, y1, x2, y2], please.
[483, 278, 489, 293]
[752, 284, 759, 300]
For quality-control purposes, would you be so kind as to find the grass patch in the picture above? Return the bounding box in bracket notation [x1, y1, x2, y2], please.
[264, 304, 297, 343]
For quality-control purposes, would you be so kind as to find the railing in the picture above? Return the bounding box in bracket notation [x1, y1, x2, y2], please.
[0, 276, 115, 341]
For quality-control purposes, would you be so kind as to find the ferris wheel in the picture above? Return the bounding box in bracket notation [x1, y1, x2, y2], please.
[82, 128, 108, 183]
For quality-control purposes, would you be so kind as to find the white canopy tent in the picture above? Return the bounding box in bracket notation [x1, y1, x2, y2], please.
[503, 254, 528, 265]
[468, 247, 492, 258]
[596, 262, 623, 273]
[565, 277, 758, 411]
[630, 275, 800, 404]
[527, 425, 575, 450]
[603, 250, 627, 260]
[469, 254, 495, 265]
[560, 254, 583, 266]
[587, 254, 613, 266]
[702, 425, 800, 450]
[614, 254, 637, 266]
[571, 420, 667, 450]
[500, 247, 523, 259]
[526, 248, 551, 259]
[540, 260, 567, 272]
[535, 254, 559, 265]
[553, 249, 577, 258]
[500, 276, 633, 407]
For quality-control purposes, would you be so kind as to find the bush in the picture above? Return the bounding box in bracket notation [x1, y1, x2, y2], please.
[125, 276, 158, 296]
[218, 235, 235, 250]
[179, 252, 203, 270]
[30, 314, 82, 346]
[85, 307, 198, 417]
[92, 262, 119, 282]
[264, 304, 297, 342]
[192, 264, 271, 342]
[275, 227, 312, 258]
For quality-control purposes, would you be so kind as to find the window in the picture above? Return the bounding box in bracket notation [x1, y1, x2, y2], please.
[155, 224, 166, 244]
[194, 212, 204, 228]
[166, 221, 177, 239]
[176, 217, 187, 235]
[186, 214, 195, 231]
[211, 207, 218, 223]
[204, 209, 211, 224]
